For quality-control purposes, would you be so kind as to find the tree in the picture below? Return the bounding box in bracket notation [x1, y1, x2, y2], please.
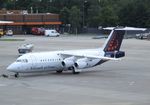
[0, 0, 6, 9]
[69, 6, 82, 34]
[1, 0, 150, 28]
[118, 0, 150, 27]
[87, 4, 101, 27]
[60, 7, 70, 25]
[99, 6, 119, 27]
[60, 7, 70, 33]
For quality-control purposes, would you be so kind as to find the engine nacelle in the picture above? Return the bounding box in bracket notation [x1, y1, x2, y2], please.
[61, 56, 75, 68]
[74, 62, 88, 69]
[74, 58, 88, 69]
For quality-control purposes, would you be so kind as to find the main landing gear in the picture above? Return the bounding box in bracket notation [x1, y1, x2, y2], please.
[72, 69, 80, 74]
[56, 70, 63, 73]
[71, 67, 80, 74]
[14, 73, 19, 78]
[56, 66, 80, 74]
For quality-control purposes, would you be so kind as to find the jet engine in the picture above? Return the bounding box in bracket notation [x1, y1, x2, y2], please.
[61, 56, 75, 68]
[74, 58, 88, 69]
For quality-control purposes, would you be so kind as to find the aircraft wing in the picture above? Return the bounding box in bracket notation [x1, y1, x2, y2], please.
[59, 53, 121, 61]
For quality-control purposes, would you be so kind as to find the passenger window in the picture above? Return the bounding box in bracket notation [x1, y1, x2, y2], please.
[25, 59, 28, 63]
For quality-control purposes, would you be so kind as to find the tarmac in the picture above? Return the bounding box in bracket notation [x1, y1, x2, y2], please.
[0, 35, 150, 105]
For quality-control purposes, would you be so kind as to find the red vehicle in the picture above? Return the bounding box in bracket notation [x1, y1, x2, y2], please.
[31, 27, 45, 35]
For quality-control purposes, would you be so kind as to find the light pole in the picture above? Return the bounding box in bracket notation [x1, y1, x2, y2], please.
[83, 0, 87, 28]
[83, 0, 89, 28]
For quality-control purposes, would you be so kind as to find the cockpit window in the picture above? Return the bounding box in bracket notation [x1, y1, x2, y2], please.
[16, 59, 28, 63]
[16, 59, 21, 62]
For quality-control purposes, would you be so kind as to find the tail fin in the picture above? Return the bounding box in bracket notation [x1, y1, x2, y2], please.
[102, 29, 125, 52]
[102, 27, 146, 58]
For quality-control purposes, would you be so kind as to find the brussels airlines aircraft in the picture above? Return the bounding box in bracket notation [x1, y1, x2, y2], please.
[7, 27, 146, 77]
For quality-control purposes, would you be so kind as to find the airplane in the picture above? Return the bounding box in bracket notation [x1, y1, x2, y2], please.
[6, 27, 146, 77]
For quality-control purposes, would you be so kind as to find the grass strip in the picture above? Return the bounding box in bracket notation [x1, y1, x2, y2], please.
[0, 39, 25, 41]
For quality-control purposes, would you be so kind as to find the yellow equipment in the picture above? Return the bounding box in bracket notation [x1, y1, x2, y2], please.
[0, 29, 4, 37]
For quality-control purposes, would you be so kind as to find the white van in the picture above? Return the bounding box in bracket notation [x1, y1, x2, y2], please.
[44, 29, 60, 37]
[6, 29, 13, 36]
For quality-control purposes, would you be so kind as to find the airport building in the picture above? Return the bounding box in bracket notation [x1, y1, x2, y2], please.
[0, 10, 61, 34]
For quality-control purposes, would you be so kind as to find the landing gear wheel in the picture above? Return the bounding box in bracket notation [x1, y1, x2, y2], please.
[56, 70, 63, 73]
[14, 73, 19, 78]
[72, 68, 80, 74]
[73, 71, 80, 74]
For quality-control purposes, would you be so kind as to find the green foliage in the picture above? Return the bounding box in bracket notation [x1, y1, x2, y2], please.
[1, 0, 150, 28]
[87, 5, 101, 27]
[99, 6, 119, 27]
[60, 7, 70, 25]
[118, 0, 150, 27]
[69, 6, 82, 34]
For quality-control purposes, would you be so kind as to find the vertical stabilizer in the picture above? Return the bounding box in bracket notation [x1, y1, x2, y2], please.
[102, 29, 125, 52]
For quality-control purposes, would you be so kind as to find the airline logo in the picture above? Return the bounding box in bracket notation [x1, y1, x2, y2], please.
[104, 30, 125, 52]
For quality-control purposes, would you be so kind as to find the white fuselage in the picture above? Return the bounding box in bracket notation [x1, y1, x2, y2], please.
[7, 48, 105, 73]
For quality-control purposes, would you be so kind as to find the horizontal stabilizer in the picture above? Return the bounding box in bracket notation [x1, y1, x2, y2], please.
[103, 27, 146, 31]
[99, 56, 121, 61]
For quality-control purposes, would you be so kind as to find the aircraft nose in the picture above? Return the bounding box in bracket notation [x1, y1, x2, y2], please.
[7, 63, 20, 72]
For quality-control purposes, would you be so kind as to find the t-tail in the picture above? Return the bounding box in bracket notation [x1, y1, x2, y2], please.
[102, 27, 146, 59]
[102, 28, 126, 58]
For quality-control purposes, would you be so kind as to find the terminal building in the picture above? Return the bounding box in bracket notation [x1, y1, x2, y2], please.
[0, 10, 61, 34]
